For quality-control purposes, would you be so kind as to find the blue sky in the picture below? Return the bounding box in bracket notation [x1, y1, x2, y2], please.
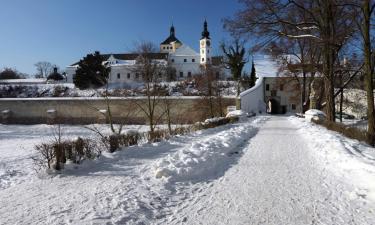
[0, 0, 242, 75]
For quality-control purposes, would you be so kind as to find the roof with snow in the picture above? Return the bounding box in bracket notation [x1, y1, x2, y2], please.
[171, 44, 199, 56]
[71, 53, 169, 66]
[253, 55, 281, 77]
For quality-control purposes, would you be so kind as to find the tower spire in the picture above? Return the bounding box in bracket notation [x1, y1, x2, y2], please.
[170, 23, 175, 37]
[201, 19, 210, 39]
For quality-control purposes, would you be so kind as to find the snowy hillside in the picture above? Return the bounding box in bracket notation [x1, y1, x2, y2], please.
[1, 116, 375, 224]
[0, 80, 239, 98]
[336, 88, 368, 119]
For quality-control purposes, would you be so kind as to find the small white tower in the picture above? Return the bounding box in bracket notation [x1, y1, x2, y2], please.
[200, 20, 211, 65]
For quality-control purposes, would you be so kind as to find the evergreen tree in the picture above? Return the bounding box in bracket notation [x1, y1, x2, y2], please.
[249, 60, 257, 88]
[73, 51, 109, 89]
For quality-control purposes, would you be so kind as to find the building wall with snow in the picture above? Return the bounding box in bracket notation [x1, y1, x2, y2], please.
[240, 77, 266, 114]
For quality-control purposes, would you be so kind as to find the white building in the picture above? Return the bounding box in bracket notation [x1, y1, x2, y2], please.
[66, 21, 229, 86]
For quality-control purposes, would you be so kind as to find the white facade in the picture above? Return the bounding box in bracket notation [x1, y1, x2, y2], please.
[66, 21, 230, 85]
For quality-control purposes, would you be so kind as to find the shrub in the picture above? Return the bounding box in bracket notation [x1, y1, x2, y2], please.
[33, 137, 102, 171]
[145, 129, 170, 143]
[312, 118, 372, 145]
[109, 134, 120, 153]
[119, 132, 142, 147]
[33, 143, 56, 170]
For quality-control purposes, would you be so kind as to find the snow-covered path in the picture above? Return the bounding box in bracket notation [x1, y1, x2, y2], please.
[1, 116, 374, 224]
[165, 116, 375, 224]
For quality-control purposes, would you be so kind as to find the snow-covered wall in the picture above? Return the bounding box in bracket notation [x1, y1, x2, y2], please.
[0, 97, 236, 124]
[239, 76, 266, 114]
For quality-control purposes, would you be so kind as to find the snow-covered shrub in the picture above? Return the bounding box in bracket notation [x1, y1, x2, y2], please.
[73, 137, 85, 163]
[109, 134, 120, 153]
[33, 137, 103, 171]
[305, 109, 326, 122]
[52, 85, 68, 97]
[118, 132, 141, 147]
[146, 130, 170, 143]
[33, 143, 56, 170]
[170, 126, 191, 136]
[193, 116, 239, 130]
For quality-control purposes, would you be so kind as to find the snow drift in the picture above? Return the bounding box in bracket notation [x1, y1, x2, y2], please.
[153, 117, 264, 182]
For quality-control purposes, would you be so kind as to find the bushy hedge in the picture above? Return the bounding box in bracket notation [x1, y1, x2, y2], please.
[33, 137, 103, 171]
[34, 116, 240, 171]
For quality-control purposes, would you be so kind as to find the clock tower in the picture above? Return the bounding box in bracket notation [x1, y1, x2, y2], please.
[200, 20, 211, 65]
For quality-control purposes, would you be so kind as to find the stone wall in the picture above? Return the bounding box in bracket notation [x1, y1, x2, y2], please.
[0, 97, 236, 124]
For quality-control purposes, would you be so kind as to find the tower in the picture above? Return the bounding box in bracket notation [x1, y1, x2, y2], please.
[160, 24, 182, 53]
[200, 20, 211, 65]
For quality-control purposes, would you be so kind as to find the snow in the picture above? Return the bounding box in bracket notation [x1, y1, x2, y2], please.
[290, 117, 375, 201]
[153, 117, 263, 182]
[304, 109, 326, 121]
[171, 44, 199, 56]
[0, 80, 239, 98]
[253, 55, 280, 77]
[226, 109, 244, 117]
[1, 116, 375, 224]
[0, 78, 46, 84]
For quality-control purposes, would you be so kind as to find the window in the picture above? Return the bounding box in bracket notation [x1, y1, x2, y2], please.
[202, 58, 205, 62]
[179, 71, 183, 77]
[266, 84, 270, 91]
[216, 72, 220, 79]
[184, 59, 187, 62]
[163, 47, 166, 50]
[188, 72, 192, 77]
[280, 84, 284, 91]
[127, 73, 130, 79]
[117, 73, 120, 79]
[135, 73, 139, 79]
[171, 59, 175, 63]
[291, 104, 296, 110]
[271, 90, 277, 97]
[207, 49, 210, 54]
[192, 59, 195, 62]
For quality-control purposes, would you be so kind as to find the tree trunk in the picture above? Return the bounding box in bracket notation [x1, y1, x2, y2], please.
[363, 0, 375, 145]
[339, 88, 343, 122]
[322, 0, 336, 122]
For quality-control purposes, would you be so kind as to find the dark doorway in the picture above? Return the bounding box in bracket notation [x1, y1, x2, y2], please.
[268, 99, 280, 114]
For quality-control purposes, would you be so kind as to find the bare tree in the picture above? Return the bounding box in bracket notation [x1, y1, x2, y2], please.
[131, 41, 167, 132]
[195, 65, 224, 118]
[220, 39, 248, 96]
[346, 0, 375, 144]
[224, 0, 355, 121]
[34, 61, 53, 78]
